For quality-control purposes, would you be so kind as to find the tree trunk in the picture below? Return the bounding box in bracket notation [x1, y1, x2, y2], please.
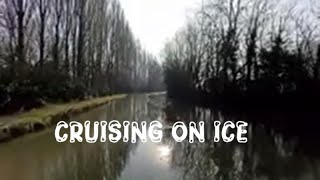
[17, 0, 25, 64]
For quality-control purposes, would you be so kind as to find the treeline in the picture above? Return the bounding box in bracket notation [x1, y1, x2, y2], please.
[163, 0, 320, 108]
[0, 0, 163, 114]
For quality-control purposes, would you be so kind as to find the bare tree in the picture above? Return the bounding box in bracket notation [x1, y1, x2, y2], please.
[36, 0, 49, 69]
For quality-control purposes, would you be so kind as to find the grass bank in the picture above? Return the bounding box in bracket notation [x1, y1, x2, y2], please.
[147, 91, 166, 97]
[0, 94, 127, 143]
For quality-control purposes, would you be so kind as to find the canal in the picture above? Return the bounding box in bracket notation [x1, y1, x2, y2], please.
[0, 94, 319, 180]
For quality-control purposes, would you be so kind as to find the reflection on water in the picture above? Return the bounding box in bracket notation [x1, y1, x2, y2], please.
[0, 94, 319, 180]
[164, 102, 320, 180]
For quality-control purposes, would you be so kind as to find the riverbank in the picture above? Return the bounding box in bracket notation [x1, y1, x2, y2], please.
[0, 94, 127, 143]
[167, 86, 320, 112]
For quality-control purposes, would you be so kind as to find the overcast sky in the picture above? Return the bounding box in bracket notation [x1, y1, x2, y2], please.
[119, 0, 201, 58]
[119, 0, 311, 59]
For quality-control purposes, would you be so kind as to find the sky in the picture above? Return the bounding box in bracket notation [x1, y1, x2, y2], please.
[119, 0, 201, 58]
[119, 0, 312, 59]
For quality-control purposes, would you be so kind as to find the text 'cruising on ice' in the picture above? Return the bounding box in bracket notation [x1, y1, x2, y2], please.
[55, 121, 248, 143]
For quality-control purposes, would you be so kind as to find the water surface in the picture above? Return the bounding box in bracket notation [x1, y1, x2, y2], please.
[0, 94, 319, 180]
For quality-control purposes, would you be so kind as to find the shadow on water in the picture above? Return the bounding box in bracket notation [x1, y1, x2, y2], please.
[164, 100, 320, 180]
[0, 94, 319, 180]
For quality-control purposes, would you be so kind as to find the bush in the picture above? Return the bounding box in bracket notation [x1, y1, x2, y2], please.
[0, 65, 88, 114]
